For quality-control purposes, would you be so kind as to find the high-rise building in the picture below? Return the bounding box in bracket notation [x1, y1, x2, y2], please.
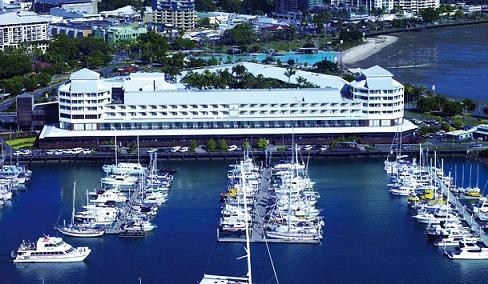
[0, 11, 51, 52]
[152, 0, 196, 31]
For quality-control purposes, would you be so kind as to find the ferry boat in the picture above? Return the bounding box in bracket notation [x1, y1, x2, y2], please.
[12, 236, 91, 263]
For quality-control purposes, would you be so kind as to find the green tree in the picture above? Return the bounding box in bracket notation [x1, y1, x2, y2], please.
[441, 121, 451, 132]
[195, 0, 217, 11]
[0, 50, 32, 80]
[207, 138, 217, 152]
[314, 60, 340, 75]
[223, 23, 257, 45]
[284, 66, 296, 83]
[463, 98, 476, 112]
[219, 138, 228, 152]
[484, 106, 488, 116]
[231, 64, 247, 80]
[189, 139, 198, 152]
[420, 8, 440, 23]
[242, 140, 250, 150]
[256, 138, 268, 150]
[220, 0, 242, 13]
[136, 32, 169, 63]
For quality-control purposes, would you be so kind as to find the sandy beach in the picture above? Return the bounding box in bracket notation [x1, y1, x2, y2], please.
[340, 35, 399, 66]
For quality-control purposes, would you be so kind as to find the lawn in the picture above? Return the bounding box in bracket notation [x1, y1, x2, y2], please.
[5, 137, 37, 150]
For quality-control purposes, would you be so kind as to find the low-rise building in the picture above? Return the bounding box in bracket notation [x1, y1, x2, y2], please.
[445, 130, 473, 142]
[93, 24, 147, 45]
[38, 63, 417, 148]
[0, 11, 51, 52]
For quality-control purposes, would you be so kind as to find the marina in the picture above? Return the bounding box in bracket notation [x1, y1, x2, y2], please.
[385, 141, 488, 259]
[3, 158, 488, 283]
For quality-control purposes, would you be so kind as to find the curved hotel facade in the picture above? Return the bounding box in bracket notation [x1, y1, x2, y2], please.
[39, 63, 417, 147]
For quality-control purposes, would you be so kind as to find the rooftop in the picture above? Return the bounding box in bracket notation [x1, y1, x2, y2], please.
[361, 65, 393, 77]
[180, 62, 348, 91]
[0, 11, 51, 25]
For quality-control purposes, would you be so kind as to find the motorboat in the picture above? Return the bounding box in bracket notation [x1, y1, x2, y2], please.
[89, 188, 127, 203]
[12, 236, 91, 263]
[101, 175, 138, 187]
[446, 241, 488, 260]
[102, 162, 146, 175]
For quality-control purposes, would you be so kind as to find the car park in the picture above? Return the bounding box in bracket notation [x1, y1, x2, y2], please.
[171, 146, 181, 153]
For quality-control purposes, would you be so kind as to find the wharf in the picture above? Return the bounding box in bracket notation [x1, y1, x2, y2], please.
[104, 184, 141, 235]
[436, 175, 488, 245]
[217, 167, 320, 244]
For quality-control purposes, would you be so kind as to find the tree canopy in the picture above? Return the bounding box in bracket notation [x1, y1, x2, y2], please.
[182, 65, 318, 90]
[223, 23, 257, 45]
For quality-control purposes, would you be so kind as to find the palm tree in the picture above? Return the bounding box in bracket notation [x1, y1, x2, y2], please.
[296, 76, 306, 86]
[231, 64, 247, 81]
[284, 67, 296, 83]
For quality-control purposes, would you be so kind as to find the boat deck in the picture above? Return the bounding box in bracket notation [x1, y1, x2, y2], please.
[217, 167, 320, 244]
[437, 175, 488, 246]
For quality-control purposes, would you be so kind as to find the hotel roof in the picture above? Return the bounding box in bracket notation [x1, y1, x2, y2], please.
[180, 62, 349, 91]
[361, 65, 393, 77]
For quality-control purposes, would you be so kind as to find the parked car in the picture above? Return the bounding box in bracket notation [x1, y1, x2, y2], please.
[227, 145, 238, 152]
[171, 146, 181, 153]
[179, 147, 189, 152]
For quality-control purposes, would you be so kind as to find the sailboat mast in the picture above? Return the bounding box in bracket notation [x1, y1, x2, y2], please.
[137, 135, 140, 164]
[462, 165, 465, 188]
[71, 181, 76, 225]
[240, 161, 252, 284]
[114, 135, 118, 165]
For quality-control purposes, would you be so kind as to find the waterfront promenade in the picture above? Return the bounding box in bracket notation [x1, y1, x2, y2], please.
[6, 146, 468, 164]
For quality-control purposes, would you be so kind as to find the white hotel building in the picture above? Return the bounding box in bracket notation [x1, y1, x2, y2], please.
[39, 63, 417, 147]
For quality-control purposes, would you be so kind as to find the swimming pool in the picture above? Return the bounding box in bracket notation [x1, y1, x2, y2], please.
[197, 51, 338, 65]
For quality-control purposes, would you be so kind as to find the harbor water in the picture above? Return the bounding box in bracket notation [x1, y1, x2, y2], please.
[356, 24, 488, 101]
[1, 158, 488, 283]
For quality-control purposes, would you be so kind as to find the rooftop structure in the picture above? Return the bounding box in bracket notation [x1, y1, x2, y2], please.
[33, 0, 97, 14]
[39, 63, 416, 147]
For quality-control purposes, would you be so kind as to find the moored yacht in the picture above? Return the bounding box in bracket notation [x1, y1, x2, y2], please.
[12, 236, 91, 263]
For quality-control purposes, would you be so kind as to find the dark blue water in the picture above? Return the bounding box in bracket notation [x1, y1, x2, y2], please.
[1, 159, 488, 283]
[357, 24, 488, 101]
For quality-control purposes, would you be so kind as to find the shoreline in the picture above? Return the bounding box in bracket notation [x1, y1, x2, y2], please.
[339, 35, 398, 67]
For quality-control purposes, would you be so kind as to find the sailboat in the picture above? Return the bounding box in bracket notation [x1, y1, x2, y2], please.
[200, 162, 252, 284]
[55, 181, 105, 238]
[102, 135, 146, 175]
